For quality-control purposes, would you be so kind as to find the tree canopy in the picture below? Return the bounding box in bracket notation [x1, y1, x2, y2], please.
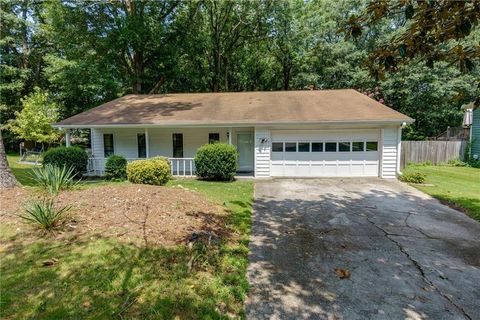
[6, 87, 60, 143]
[1, 0, 479, 145]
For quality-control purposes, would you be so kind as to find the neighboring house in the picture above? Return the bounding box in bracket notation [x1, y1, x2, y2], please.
[53, 89, 413, 178]
[463, 102, 480, 159]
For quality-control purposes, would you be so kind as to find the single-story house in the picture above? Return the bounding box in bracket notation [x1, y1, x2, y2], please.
[53, 89, 414, 178]
[463, 102, 480, 159]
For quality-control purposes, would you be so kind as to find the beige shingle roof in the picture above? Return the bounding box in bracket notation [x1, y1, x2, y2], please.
[55, 89, 413, 127]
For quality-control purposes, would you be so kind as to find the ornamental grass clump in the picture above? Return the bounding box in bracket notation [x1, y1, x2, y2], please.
[20, 199, 71, 231]
[23, 164, 77, 232]
[31, 164, 78, 196]
[127, 157, 171, 185]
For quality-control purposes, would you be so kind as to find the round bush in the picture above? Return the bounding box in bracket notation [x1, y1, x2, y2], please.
[42, 146, 88, 176]
[194, 143, 238, 181]
[399, 172, 426, 184]
[126, 157, 171, 185]
[105, 155, 128, 181]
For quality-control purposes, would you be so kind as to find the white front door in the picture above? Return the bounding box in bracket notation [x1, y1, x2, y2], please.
[237, 133, 254, 172]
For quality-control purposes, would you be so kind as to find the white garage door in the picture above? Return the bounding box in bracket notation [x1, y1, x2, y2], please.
[270, 130, 380, 177]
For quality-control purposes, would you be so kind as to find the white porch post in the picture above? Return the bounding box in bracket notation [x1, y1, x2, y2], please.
[65, 129, 71, 147]
[145, 128, 150, 158]
[228, 128, 232, 144]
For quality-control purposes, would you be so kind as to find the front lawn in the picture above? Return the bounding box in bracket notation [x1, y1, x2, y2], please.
[402, 165, 480, 221]
[1, 156, 254, 319]
[6, 153, 38, 186]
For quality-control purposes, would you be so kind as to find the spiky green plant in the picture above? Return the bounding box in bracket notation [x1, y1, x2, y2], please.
[20, 199, 71, 231]
[31, 164, 78, 195]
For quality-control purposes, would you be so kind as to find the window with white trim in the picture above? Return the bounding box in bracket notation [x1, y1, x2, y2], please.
[366, 141, 378, 151]
[272, 142, 283, 152]
[352, 141, 364, 152]
[103, 134, 114, 157]
[311, 142, 323, 152]
[298, 142, 310, 152]
[325, 142, 337, 152]
[285, 142, 296, 152]
[339, 142, 351, 152]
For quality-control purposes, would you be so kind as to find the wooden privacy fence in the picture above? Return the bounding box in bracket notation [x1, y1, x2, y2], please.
[401, 140, 467, 168]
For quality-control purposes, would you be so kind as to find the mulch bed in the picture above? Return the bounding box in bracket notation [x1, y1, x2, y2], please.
[0, 184, 227, 246]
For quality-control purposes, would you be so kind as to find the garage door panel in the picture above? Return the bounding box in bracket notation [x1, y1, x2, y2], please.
[270, 130, 380, 177]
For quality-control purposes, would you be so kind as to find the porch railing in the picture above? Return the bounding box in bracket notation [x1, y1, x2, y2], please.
[86, 157, 195, 177]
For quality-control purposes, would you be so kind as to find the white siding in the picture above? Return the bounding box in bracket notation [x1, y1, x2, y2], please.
[254, 127, 271, 177]
[91, 128, 103, 158]
[381, 127, 400, 178]
[148, 128, 230, 157]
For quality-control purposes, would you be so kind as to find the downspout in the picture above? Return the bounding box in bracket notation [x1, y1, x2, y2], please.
[396, 122, 406, 176]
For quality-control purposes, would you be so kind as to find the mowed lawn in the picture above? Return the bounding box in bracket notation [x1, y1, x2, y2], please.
[403, 165, 480, 222]
[1, 155, 254, 319]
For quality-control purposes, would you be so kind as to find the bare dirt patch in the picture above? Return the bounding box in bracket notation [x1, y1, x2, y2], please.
[0, 184, 226, 246]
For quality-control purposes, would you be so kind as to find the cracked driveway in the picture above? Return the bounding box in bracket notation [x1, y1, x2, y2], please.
[246, 178, 480, 320]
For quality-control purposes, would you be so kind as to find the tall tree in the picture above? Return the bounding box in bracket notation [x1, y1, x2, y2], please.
[0, 0, 47, 130]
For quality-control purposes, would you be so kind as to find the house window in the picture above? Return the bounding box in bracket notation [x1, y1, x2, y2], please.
[311, 142, 323, 152]
[272, 142, 283, 152]
[103, 134, 114, 157]
[172, 133, 183, 158]
[285, 142, 297, 152]
[209, 133, 220, 144]
[366, 141, 378, 151]
[298, 142, 310, 152]
[137, 133, 146, 158]
[352, 141, 364, 152]
[339, 142, 351, 152]
[325, 142, 337, 152]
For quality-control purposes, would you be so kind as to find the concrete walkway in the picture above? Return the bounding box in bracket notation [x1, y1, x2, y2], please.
[246, 178, 480, 320]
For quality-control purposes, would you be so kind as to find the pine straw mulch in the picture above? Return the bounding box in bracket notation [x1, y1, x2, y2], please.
[0, 184, 227, 247]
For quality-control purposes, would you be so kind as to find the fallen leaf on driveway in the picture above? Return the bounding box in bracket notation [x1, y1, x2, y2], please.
[334, 268, 351, 279]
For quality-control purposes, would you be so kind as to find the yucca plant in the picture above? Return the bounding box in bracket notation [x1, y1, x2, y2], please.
[31, 164, 78, 195]
[20, 199, 71, 231]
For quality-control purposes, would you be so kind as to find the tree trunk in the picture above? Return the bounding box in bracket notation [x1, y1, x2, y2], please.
[0, 130, 18, 189]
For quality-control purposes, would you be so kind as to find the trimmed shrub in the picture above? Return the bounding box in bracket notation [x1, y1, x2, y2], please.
[105, 155, 128, 181]
[43, 147, 88, 176]
[194, 143, 238, 181]
[399, 172, 426, 184]
[31, 164, 77, 195]
[127, 157, 171, 185]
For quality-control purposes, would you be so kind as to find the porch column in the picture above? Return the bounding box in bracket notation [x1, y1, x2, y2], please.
[65, 129, 71, 147]
[145, 128, 150, 158]
[228, 128, 232, 144]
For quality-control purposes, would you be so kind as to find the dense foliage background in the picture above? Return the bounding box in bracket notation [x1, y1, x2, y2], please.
[1, 0, 479, 148]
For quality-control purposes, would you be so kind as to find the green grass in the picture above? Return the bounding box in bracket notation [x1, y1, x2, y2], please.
[403, 165, 480, 221]
[6, 153, 37, 186]
[1, 156, 254, 319]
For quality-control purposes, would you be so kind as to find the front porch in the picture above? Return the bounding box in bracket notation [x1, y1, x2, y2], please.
[71, 126, 255, 177]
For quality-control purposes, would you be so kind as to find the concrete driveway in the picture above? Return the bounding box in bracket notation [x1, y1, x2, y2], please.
[246, 178, 480, 320]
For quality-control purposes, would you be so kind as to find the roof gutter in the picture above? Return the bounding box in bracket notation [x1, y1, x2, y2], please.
[52, 119, 414, 129]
